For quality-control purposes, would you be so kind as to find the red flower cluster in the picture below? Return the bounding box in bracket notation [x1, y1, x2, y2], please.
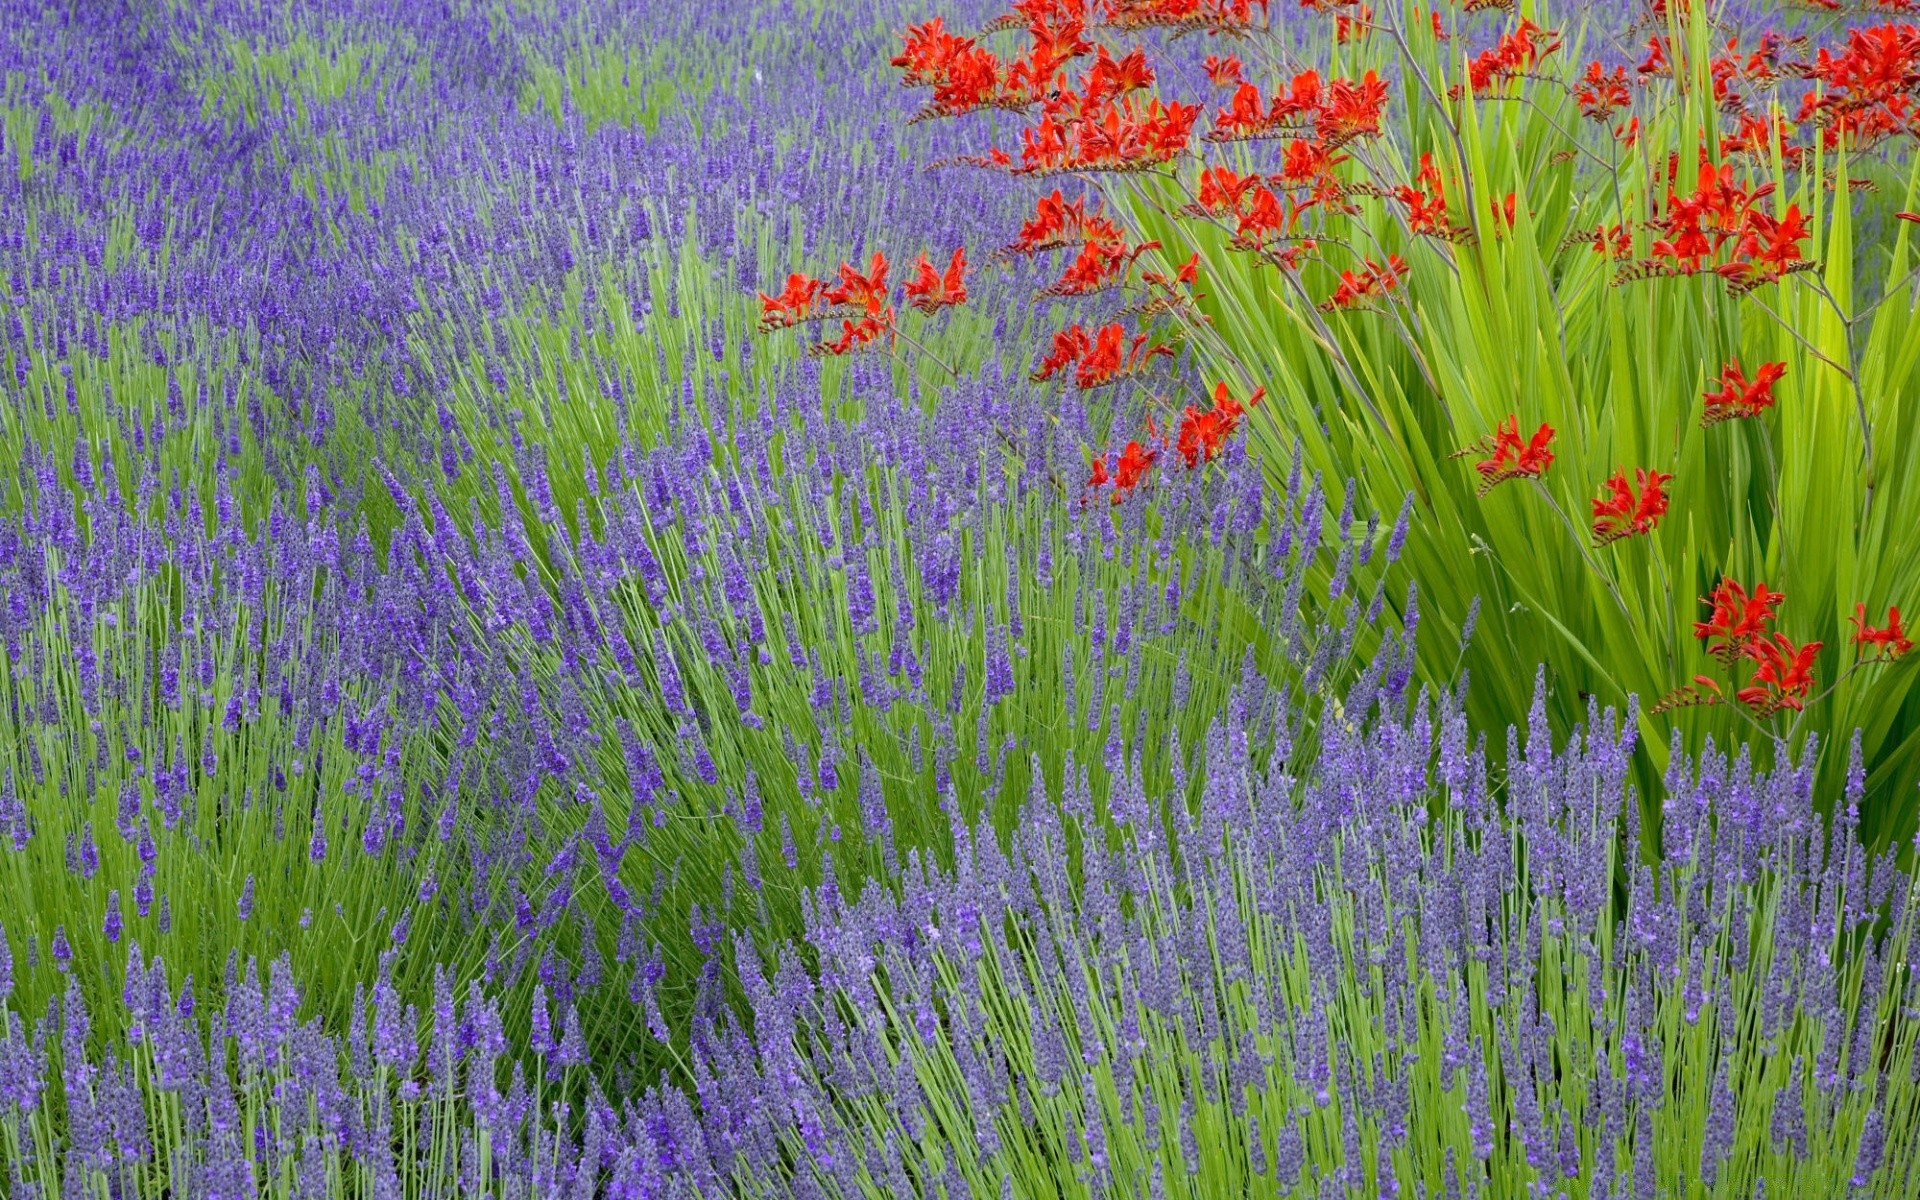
[1396, 153, 1468, 241]
[1038, 235, 1163, 297]
[903, 248, 969, 313]
[757, 272, 828, 330]
[1701, 360, 1786, 425]
[1462, 20, 1562, 95]
[1629, 161, 1811, 288]
[813, 253, 896, 355]
[758, 248, 973, 355]
[1852, 605, 1915, 660]
[1738, 633, 1823, 715]
[1002, 189, 1126, 257]
[1204, 68, 1388, 148]
[1694, 578, 1786, 664]
[1319, 254, 1407, 311]
[892, 11, 1092, 120]
[1016, 94, 1201, 174]
[1031, 322, 1173, 387]
[1451, 416, 1555, 496]
[1176, 381, 1263, 466]
[1794, 23, 1920, 149]
[1086, 438, 1157, 502]
[1576, 61, 1630, 121]
[1590, 467, 1673, 545]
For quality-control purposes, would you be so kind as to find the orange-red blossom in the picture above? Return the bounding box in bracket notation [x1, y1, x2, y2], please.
[1701, 360, 1785, 425]
[1737, 633, 1822, 716]
[1032, 322, 1173, 387]
[1452, 416, 1555, 496]
[1695, 578, 1785, 663]
[1177, 381, 1264, 467]
[1590, 467, 1672, 545]
[1087, 438, 1157, 503]
[1852, 604, 1915, 659]
[904, 247, 969, 313]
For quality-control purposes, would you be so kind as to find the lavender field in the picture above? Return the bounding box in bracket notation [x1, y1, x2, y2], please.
[3, 0, 1920, 1196]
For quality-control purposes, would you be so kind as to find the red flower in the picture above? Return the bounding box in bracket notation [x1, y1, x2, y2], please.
[1176, 380, 1263, 467]
[903, 248, 969, 313]
[1004, 189, 1125, 257]
[1033, 323, 1170, 387]
[1590, 467, 1673, 544]
[1088, 438, 1157, 503]
[1319, 254, 1407, 311]
[1203, 54, 1243, 87]
[1319, 70, 1389, 143]
[1701, 360, 1786, 425]
[1032, 323, 1094, 381]
[757, 272, 827, 330]
[813, 316, 888, 357]
[1736, 633, 1821, 716]
[1451, 416, 1554, 495]
[1694, 578, 1785, 663]
[824, 252, 892, 316]
[1851, 604, 1915, 659]
[1576, 61, 1630, 121]
[1186, 165, 1261, 216]
[1734, 205, 1811, 274]
[1040, 236, 1161, 297]
[1335, 6, 1373, 44]
[1463, 19, 1562, 95]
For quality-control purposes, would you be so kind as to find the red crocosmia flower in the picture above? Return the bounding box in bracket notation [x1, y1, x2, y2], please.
[1140, 251, 1201, 291]
[1188, 165, 1260, 216]
[1032, 323, 1094, 381]
[1112, 439, 1156, 495]
[1637, 36, 1668, 75]
[1041, 237, 1161, 297]
[1851, 604, 1915, 659]
[757, 273, 827, 330]
[1735, 204, 1812, 275]
[1087, 439, 1157, 503]
[1736, 633, 1821, 716]
[1276, 138, 1346, 186]
[1203, 54, 1243, 87]
[1318, 70, 1389, 143]
[904, 248, 969, 313]
[1335, 6, 1373, 44]
[1320, 255, 1408, 311]
[1463, 19, 1562, 95]
[1176, 381, 1263, 467]
[1452, 416, 1555, 495]
[1900, 211, 1920, 224]
[814, 316, 888, 357]
[1701, 360, 1786, 425]
[1033, 323, 1169, 386]
[1005, 190, 1124, 257]
[1694, 578, 1785, 663]
[1576, 61, 1630, 120]
[1079, 44, 1154, 105]
[1590, 467, 1673, 545]
[824, 253, 892, 316]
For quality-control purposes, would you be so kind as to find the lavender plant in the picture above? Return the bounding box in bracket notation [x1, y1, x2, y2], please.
[5, 652, 1916, 1196]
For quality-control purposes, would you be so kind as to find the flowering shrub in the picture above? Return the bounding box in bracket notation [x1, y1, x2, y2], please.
[877, 0, 1920, 845]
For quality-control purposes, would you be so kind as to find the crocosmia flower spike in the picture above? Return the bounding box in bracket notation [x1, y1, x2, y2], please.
[1450, 415, 1555, 496]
